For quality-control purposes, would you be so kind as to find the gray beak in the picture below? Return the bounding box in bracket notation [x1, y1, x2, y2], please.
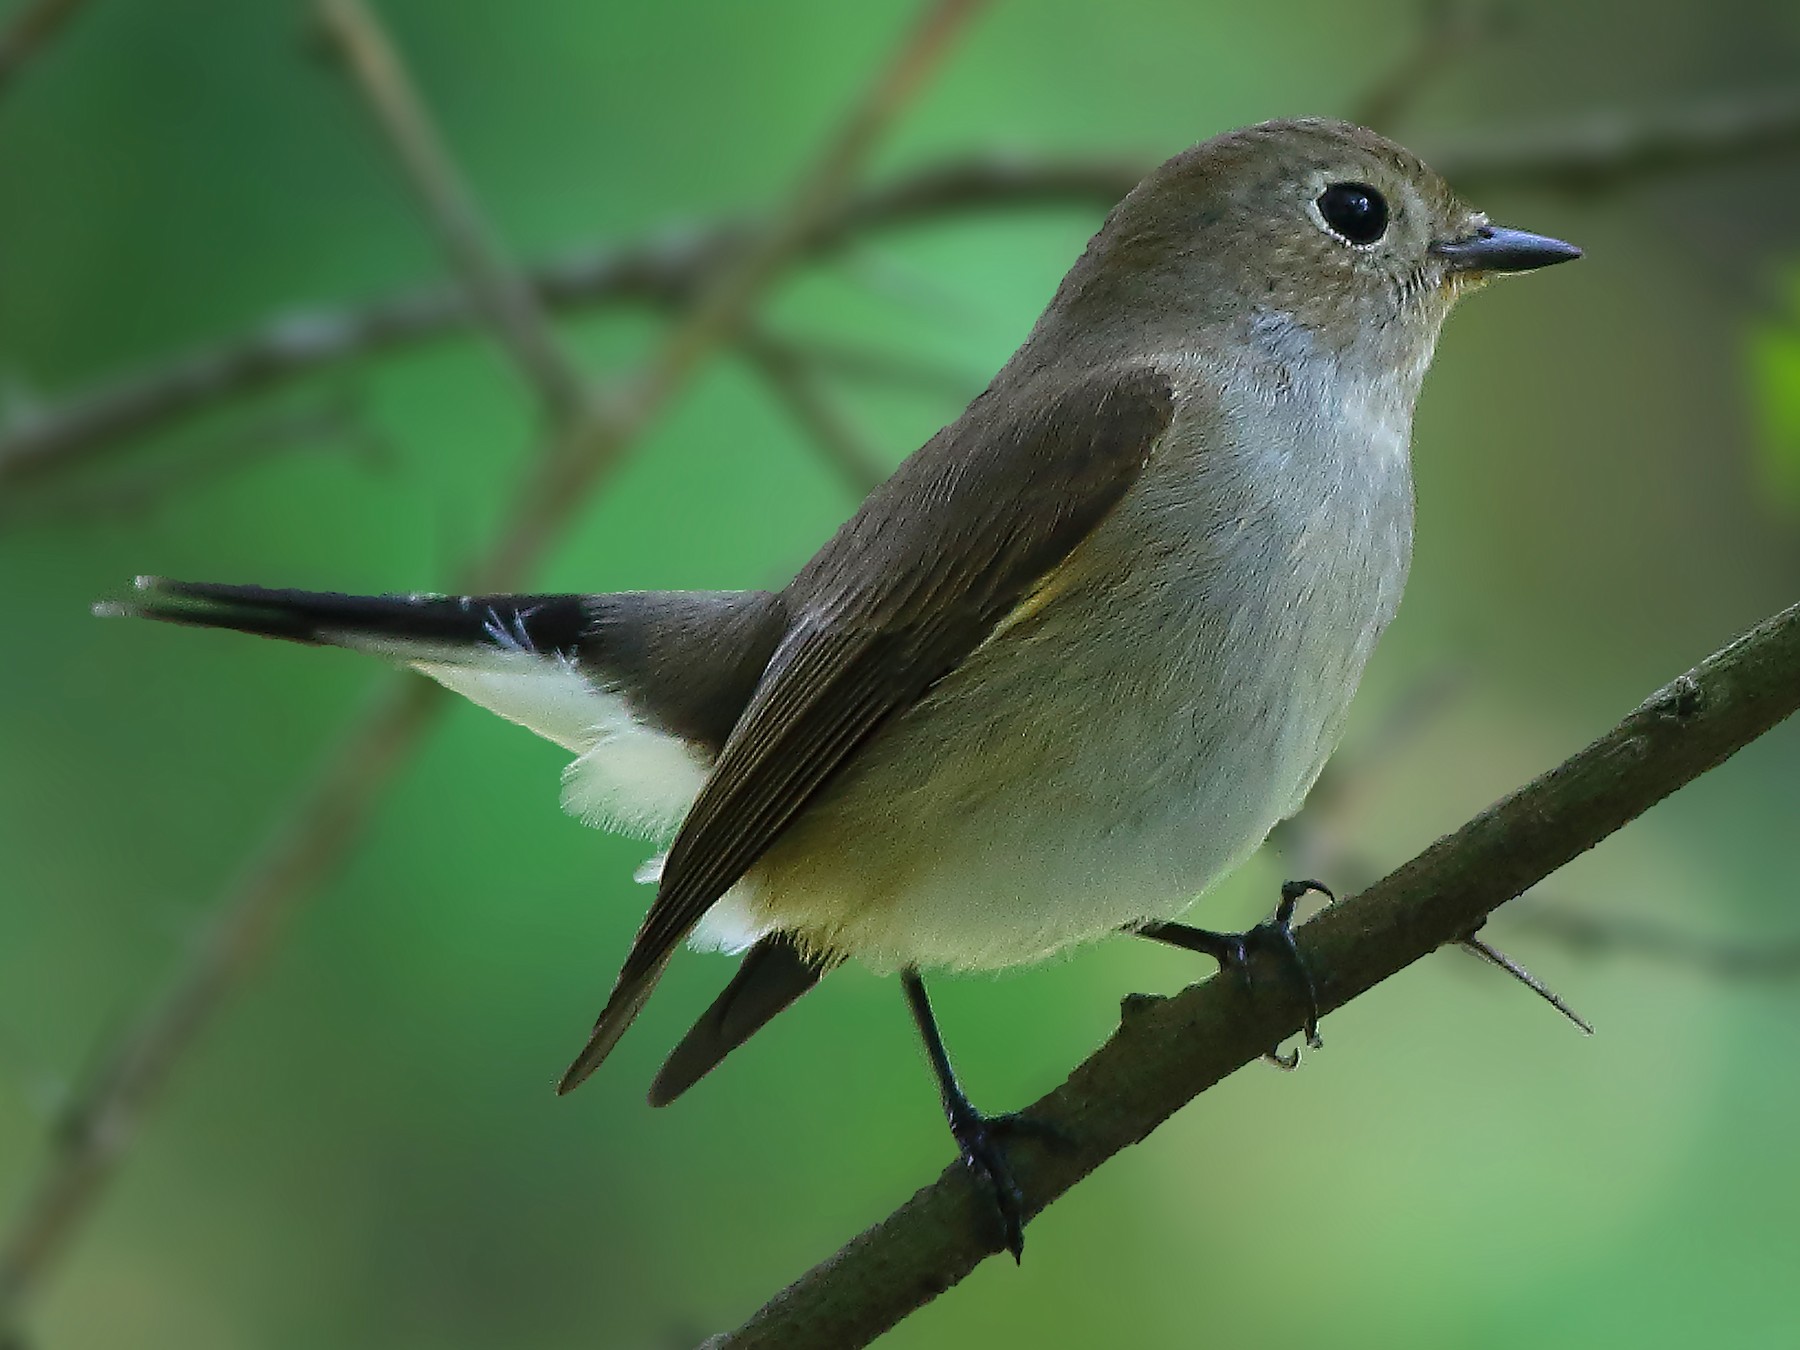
[1431, 225, 1582, 274]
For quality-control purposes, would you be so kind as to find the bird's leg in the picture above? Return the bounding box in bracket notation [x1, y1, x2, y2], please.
[901, 969, 1060, 1262]
[1136, 878, 1334, 1067]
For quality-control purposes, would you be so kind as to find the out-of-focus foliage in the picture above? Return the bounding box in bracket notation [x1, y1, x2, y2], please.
[1, 2, 1797, 1348]
[1752, 270, 1800, 509]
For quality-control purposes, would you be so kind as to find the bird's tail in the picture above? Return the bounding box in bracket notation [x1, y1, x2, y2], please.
[98, 576, 590, 662]
[100, 576, 787, 762]
[100, 575, 801, 1094]
[99, 576, 615, 753]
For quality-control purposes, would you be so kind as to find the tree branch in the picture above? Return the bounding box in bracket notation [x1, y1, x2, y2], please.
[1425, 88, 1800, 193]
[739, 329, 890, 497]
[0, 391, 382, 526]
[1503, 897, 1800, 979]
[471, 0, 988, 590]
[703, 600, 1800, 1350]
[0, 0, 985, 1328]
[1351, 0, 1494, 133]
[313, 0, 595, 424]
[0, 0, 90, 102]
[5, 86, 1798, 491]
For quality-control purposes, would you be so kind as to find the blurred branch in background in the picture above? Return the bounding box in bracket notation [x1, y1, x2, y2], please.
[739, 327, 891, 497]
[4, 86, 1800, 497]
[1274, 668, 1800, 997]
[0, 0, 989, 1331]
[1351, 0, 1496, 131]
[0, 392, 386, 527]
[312, 0, 594, 425]
[705, 603, 1800, 1350]
[1504, 900, 1800, 979]
[0, 0, 87, 103]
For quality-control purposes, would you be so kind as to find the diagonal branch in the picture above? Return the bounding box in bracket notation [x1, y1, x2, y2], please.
[313, 0, 594, 423]
[0, 0, 986, 1328]
[0, 0, 90, 102]
[471, 0, 987, 590]
[5, 86, 1799, 490]
[739, 329, 890, 498]
[1352, 0, 1495, 133]
[704, 600, 1800, 1350]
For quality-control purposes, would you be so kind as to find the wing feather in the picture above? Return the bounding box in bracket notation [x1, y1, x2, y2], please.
[559, 364, 1176, 1090]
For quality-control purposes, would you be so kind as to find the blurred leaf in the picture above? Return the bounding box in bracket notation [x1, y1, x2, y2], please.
[1749, 266, 1800, 510]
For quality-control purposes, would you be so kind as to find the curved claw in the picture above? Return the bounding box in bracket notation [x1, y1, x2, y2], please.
[1281, 878, 1336, 909]
[1267, 878, 1332, 1050]
[1134, 883, 1332, 1064]
[1258, 913, 1323, 1050]
[948, 1106, 1030, 1261]
[944, 1108, 1073, 1260]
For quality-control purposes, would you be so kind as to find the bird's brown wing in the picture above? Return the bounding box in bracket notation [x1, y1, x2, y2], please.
[558, 364, 1175, 1092]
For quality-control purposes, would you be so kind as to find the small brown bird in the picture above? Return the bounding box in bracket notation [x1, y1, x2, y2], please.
[106, 118, 1579, 1257]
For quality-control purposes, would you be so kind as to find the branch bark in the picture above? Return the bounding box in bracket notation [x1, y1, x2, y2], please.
[4, 86, 1798, 490]
[704, 599, 1800, 1350]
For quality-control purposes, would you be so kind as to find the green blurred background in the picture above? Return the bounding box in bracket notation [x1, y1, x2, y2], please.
[2, 1, 1799, 1346]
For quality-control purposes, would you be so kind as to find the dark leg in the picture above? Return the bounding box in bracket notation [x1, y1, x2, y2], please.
[1137, 879, 1333, 1064]
[902, 969, 1058, 1262]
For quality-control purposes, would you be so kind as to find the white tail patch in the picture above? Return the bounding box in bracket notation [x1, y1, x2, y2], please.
[411, 653, 610, 754]
[397, 646, 707, 840]
[560, 707, 708, 839]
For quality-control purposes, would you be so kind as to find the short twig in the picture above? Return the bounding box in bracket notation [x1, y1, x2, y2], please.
[1457, 933, 1594, 1034]
[1276, 667, 1800, 989]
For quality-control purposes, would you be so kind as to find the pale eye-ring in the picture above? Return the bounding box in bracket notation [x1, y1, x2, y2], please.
[1316, 181, 1389, 246]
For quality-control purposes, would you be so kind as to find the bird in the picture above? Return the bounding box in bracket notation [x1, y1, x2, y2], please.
[104, 118, 1580, 1259]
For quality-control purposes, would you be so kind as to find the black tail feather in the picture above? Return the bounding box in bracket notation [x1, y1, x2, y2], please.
[106, 577, 592, 658]
[103, 576, 791, 756]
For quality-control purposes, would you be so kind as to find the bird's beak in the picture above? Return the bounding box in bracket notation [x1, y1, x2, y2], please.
[1430, 224, 1582, 274]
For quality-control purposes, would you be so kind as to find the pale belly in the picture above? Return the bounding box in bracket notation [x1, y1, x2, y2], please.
[693, 460, 1412, 973]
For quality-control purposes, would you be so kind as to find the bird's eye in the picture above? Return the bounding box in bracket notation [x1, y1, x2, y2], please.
[1316, 182, 1389, 246]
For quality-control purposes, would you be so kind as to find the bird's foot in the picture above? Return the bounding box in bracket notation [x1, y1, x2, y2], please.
[945, 1099, 1068, 1262]
[1138, 879, 1334, 1067]
[1257, 878, 1332, 1065]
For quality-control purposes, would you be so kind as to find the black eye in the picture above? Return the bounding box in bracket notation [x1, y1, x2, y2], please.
[1317, 181, 1389, 245]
